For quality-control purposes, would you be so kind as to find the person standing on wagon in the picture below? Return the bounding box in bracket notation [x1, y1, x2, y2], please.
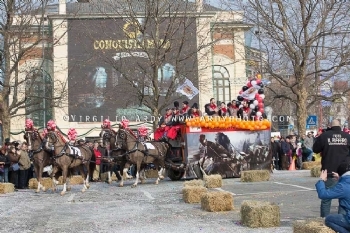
[205, 98, 219, 116]
[313, 119, 350, 217]
[188, 103, 202, 118]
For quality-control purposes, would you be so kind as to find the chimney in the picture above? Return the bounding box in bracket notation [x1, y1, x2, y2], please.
[59, 0, 66, 15]
[196, 0, 203, 12]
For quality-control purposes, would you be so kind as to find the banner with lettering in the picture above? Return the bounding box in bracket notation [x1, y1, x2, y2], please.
[67, 18, 199, 122]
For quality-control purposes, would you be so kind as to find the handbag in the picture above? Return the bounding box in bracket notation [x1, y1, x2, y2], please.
[11, 163, 20, 171]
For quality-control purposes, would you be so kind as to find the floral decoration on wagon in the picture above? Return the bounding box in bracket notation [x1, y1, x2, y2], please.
[25, 119, 34, 131]
[186, 117, 271, 131]
[67, 128, 78, 141]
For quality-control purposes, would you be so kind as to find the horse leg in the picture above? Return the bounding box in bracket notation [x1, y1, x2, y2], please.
[119, 163, 129, 187]
[85, 164, 90, 189]
[140, 168, 146, 184]
[79, 165, 87, 193]
[107, 164, 112, 184]
[60, 167, 68, 196]
[51, 166, 59, 193]
[33, 164, 41, 193]
[131, 160, 142, 188]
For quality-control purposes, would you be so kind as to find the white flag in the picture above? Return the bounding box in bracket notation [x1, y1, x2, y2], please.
[176, 79, 199, 100]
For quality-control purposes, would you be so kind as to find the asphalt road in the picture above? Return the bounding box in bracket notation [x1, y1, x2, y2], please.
[0, 170, 333, 233]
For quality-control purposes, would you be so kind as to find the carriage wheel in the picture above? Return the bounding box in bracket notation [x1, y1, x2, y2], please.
[167, 169, 184, 181]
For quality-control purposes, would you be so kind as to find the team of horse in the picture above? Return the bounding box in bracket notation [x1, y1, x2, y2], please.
[19, 119, 173, 195]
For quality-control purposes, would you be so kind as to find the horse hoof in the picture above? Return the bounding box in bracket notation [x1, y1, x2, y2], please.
[35, 189, 40, 193]
[67, 187, 71, 191]
[81, 189, 86, 193]
[60, 191, 66, 196]
[42, 187, 46, 192]
[52, 188, 56, 193]
[141, 180, 146, 184]
[108, 181, 112, 184]
[86, 184, 90, 189]
[159, 176, 164, 180]
[131, 184, 137, 188]
[155, 182, 159, 185]
[119, 183, 124, 187]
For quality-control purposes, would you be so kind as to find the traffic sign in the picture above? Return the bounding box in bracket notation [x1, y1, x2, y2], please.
[306, 115, 317, 127]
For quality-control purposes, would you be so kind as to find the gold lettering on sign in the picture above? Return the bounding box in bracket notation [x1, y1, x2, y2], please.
[93, 39, 171, 50]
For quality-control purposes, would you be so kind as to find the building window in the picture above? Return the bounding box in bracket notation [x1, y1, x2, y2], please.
[212, 65, 231, 104]
[25, 68, 53, 128]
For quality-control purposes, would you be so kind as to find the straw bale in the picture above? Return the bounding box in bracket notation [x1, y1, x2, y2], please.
[240, 200, 280, 228]
[100, 172, 108, 182]
[111, 172, 118, 181]
[0, 183, 15, 194]
[240, 170, 270, 182]
[204, 174, 222, 188]
[200, 191, 233, 212]
[183, 179, 204, 187]
[28, 178, 53, 189]
[182, 186, 208, 203]
[311, 166, 322, 177]
[69, 175, 84, 185]
[293, 218, 335, 233]
[145, 169, 159, 178]
[302, 161, 321, 170]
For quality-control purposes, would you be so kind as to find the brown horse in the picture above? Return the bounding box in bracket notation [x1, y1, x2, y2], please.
[100, 128, 133, 184]
[24, 129, 53, 193]
[45, 130, 92, 196]
[115, 125, 169, 187]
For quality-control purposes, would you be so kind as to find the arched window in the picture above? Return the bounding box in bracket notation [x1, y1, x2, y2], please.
[212, 65, 231, 104]
[25, 69, 53, 128]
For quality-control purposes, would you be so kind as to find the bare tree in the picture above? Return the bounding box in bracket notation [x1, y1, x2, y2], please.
[0, 0, 67, 139]
[225, 0, 350, 135]
[66, 0, 245, 129]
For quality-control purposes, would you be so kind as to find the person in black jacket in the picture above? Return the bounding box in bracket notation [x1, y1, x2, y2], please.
[313, 119, 350, 218]
[204, 98, 219, 116]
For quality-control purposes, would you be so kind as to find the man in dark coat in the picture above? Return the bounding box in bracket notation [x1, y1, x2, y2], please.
[313, 119, 350, 217]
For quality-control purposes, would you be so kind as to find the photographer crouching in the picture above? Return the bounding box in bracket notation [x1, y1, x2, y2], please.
[316, 163, 350, 233]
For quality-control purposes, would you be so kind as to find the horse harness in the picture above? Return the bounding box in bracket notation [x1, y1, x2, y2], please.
[117, 129, 166, 161]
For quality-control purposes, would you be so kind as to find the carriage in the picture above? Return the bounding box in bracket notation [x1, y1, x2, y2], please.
[100, 119, 271, 182]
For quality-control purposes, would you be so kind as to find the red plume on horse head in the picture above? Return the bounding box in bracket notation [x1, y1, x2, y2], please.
[41, 128, 48, 138]
[25, 119, 34, 131]
[67, 128, 78, 141]
[47, 120, 56, 131]
[138, 125, 148, 137]
[120, 119, 129, 129]
[102, 119, 111, 129]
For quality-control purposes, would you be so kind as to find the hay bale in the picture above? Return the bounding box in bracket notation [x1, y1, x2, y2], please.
[200, 191, 233, 212]
[204, 174, 222, 188]
[100, 172, 108, 182]
[240, 200, 280, 228]
[240, 170, 270, 182]
[293, 218, 335, 233]
[69, 175, 84, 185]
[311, 166, 322, 177]
[145, 169, 159, 178]
[182, 186, 208, 203]
[28, 178, 53, 189]
[111, 172, 118, 181]
[0, 183, 15, 194]
[183, 179, 204, 187]
[302, 161, 321, 170]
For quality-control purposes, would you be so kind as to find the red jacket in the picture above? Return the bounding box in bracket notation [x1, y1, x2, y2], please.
[93, 148, 102, 165]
